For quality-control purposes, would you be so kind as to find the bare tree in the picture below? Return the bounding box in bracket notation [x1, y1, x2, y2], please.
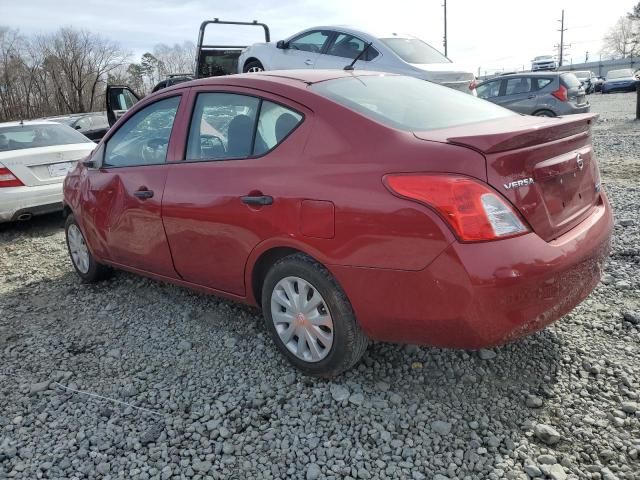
[602, 17, 639, 58]
[152, 41, 196, 75]
[37, 28, 128, 113]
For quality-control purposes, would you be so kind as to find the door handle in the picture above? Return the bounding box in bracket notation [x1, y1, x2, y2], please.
[304, 59, 313, 65]
[241, 195, 273, 206]
[134, 189, 154, 199]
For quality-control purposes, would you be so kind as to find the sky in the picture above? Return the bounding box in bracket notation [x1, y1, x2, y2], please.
[1, 0, 635, 75]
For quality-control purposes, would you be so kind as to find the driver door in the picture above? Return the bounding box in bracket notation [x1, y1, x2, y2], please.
[82, 93, 184, 276]
[106, 85, 141, 127]
[271, 30, 333, 70]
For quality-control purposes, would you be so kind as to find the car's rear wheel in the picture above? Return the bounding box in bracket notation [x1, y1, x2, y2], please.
[261, 253, 368, 377]
[65, 214, 111, 282]
[533, 109, 556, 117]
[244, 60, 264, 73]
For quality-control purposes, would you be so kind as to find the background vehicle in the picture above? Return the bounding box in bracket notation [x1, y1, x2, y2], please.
[531, 55, 557, 71]
[64, 70, 611, 376]
[238, 26, 477, 93]
[594, 76, 605, 92]
[573, 70, 596, 94]
[601, 68, 639, 94]
[0, 120, 95, 222]
[476, 72, 589, 117]
[47, 112, 110, 141]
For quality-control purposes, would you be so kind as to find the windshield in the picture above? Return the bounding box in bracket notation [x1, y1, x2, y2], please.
[380, 37, 450, 64]
[607, 69, 633, 79]
[0, 123, 91, 152]
[311, 75, 514, 131]
[534, 56, 553, 61]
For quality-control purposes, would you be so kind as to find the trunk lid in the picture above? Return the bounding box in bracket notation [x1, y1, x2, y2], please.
[414, 113, 601, 241]
[0, 143, 95, 187]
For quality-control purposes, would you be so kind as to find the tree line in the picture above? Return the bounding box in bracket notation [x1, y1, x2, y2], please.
[0, 26, 195, 122]
[602, 2, 640, 58]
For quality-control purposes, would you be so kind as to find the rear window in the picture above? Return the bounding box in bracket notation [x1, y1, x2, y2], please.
[0, 124, 91, 152]
[560, 73, 581, 88]
[380, 38, 450, 64]
[311, 75, 514, 131]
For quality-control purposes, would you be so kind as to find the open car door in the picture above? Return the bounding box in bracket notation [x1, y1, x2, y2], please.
[195, 18, 270, 78]
[106, 85, 141, 127]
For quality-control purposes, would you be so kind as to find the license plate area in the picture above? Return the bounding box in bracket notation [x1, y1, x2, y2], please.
[47, 161, 75, 178]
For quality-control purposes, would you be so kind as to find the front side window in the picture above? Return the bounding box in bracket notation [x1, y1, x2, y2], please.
[505, 77, 532, 95]
[380, 37, 450, 64]
[311, 75, 514, 131]
[476, 80, 502, 99]
[289, 31, 331, 53]
[104, 96, 180, 168]
[326, 34, 379, 61]
[0, 123, 91, 152]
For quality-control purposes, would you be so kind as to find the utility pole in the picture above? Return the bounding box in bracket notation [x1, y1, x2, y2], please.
[558, 9, 567, 67]
[443, 0, 448, 57]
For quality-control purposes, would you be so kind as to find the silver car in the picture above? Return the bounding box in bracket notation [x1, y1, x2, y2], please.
[0, 121, 95, 222]
[476, 72, 589, 117]
[238, 26, 476, 93]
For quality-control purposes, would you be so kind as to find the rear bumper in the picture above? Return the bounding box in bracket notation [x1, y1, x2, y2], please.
[332, 193, 613, 348]
[0, 182, 63, 222]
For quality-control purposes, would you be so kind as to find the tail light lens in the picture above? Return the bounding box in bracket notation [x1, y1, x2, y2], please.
[0, 167, 23, 188]
[384, 174, 529, 242]
[551, 84, 568, 102]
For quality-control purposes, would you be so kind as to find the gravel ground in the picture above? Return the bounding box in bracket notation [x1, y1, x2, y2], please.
[1, 92, 639, 480]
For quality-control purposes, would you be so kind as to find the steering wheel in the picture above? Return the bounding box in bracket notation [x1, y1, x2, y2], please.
[141, 137, 168, 164]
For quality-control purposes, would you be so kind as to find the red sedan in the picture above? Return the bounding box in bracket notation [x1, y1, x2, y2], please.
[63, 70, 613, 376]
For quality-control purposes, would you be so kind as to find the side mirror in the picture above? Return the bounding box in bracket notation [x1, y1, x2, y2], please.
[82, 159, 96, 168]
[276, 40, 288, 49]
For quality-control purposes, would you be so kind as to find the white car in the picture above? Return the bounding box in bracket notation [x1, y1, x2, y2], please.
[0, 120, 95, 222]
[238, 26, 476, 93]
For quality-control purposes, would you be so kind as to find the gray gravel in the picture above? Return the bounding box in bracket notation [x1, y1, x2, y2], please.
[1, 92, 639, 479]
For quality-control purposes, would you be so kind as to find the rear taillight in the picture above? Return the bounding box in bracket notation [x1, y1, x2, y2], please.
[551, 84, 568, 102]
[0, 167, 23, 188]
[384, 174, 529, 242]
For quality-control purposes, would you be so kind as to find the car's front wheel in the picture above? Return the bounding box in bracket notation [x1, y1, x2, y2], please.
[243, 60, 264, 73]
[261, 253, 368, 377]
[65, 214, 111, 282]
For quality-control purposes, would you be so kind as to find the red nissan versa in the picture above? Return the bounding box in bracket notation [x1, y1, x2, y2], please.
[63, 70, 613, 376]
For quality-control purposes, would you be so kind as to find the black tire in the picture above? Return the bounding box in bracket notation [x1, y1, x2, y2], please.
[65, 213, 111, 283]
[261, 253, 368, 377]
[243, 60, 264, 73]
[533, 109, 556, 117]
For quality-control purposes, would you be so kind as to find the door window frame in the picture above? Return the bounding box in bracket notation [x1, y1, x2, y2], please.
[95, 90, 187, 170]
[323, 31, 380, 61]
[287, 30, 335, 54]
[182, 88, 306, 163]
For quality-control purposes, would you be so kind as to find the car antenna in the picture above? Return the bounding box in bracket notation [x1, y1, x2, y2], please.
[344, 42, 373, 71]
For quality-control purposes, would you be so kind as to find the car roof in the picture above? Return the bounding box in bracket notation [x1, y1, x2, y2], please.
[182, 69, 393, 90]
[0, 120, 60, 128]
[292, 25, 416, 40]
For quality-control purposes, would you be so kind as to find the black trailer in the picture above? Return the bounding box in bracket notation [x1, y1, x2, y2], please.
[195, 18, 270, 78]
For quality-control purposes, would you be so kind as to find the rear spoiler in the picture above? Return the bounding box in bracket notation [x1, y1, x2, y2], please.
[414, 113, 598, 154]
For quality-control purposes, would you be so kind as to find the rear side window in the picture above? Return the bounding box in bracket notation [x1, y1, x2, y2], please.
[0, 124, 91, 152]
[312, 75, 513, 131]
[253, 102, 303, 155]
[504, 77, 533, 95]
[534, 78, 553, 90]
[187, 93, 260, 161]
[327, 33, 379, 61]
[560, 73, 581, 88]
